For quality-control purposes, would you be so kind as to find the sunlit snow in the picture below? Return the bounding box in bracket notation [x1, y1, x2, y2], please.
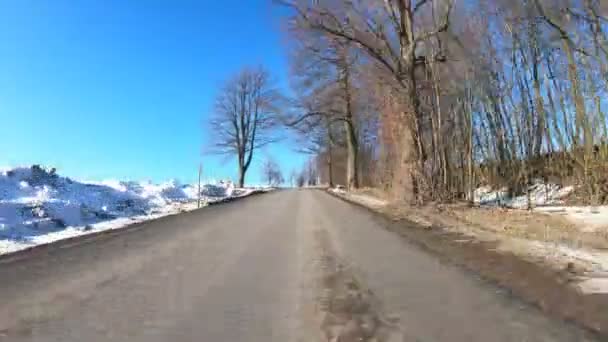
[0, 166, 255, 255]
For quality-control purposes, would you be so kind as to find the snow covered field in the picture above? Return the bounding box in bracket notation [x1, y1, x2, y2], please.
[0, 166, 260, 255]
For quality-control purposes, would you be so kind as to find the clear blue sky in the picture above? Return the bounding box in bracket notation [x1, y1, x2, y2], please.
[0, 0, 306, 185]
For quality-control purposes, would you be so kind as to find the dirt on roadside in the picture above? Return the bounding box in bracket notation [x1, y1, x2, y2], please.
[330, 191, 608, 338]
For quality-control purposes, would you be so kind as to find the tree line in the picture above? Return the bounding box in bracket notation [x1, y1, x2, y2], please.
[209, 0, 608, 205]
[281, 0, 608, 205]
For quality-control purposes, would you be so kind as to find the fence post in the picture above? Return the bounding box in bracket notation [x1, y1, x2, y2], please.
[198, 163, 202, 208]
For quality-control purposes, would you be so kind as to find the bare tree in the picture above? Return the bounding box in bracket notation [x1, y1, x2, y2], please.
[279, 0, 454, 202]
[209, 66, 282, 187]
[285, 93, 340, 187]
[284, 25, 363, 190]
[261, 157, 284, 186]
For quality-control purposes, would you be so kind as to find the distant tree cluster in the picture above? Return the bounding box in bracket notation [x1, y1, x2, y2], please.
[261, 157, 284, 186]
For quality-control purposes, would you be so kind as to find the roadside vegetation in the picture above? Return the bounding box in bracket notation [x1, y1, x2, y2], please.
[278, 0, 608, 208]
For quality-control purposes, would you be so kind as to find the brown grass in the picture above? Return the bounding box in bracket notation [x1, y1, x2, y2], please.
[352, 188, 608, 250]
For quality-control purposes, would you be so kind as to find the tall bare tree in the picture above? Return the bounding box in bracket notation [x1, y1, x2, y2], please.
[209, 66, 281, 187]
[279, 0, 454, 202]
[284, 23, 364, 189]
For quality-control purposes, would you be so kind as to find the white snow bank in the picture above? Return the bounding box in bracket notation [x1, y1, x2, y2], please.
[475, 182, 573, 209]
[0, 166, 257, 255]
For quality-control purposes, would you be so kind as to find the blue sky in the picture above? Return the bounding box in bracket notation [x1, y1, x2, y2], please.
[0, 0, 306, 185]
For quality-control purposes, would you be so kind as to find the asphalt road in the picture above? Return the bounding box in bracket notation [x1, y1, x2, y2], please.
[0, 190, 596, 341]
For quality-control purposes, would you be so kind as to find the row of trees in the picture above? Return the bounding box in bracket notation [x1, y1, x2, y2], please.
[280, 0, 608, 205]
[208, 1, 608, 205]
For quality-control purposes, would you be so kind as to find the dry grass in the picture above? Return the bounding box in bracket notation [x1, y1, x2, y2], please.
[380, 203, 608, 250]
[337, 188, 608, 275]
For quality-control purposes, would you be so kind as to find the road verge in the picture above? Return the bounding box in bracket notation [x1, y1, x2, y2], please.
[327, 188, 608, 338]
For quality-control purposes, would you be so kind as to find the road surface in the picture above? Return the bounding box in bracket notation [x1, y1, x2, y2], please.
[0, 190, 596, 341]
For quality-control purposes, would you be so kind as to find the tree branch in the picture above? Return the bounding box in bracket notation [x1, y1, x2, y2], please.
[414, 0, 431, 13]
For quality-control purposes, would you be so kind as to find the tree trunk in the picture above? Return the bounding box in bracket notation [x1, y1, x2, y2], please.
[339, 45, 359, 191]
[390, 109, 420, 204]
[409, 74, 426, 205]
[429, 57, 447, 199]
[563, 38, 593, 200]
[345, 120, 359, 190]
[326, 117, 335, 188]
[327, 150, 334, 188]
[238, 164, 246, 188]
[467, 112, 474, 204]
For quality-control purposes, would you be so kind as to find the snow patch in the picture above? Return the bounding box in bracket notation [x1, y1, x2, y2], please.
[475, 183, 573, 209]
[0, 166, 256, 255]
